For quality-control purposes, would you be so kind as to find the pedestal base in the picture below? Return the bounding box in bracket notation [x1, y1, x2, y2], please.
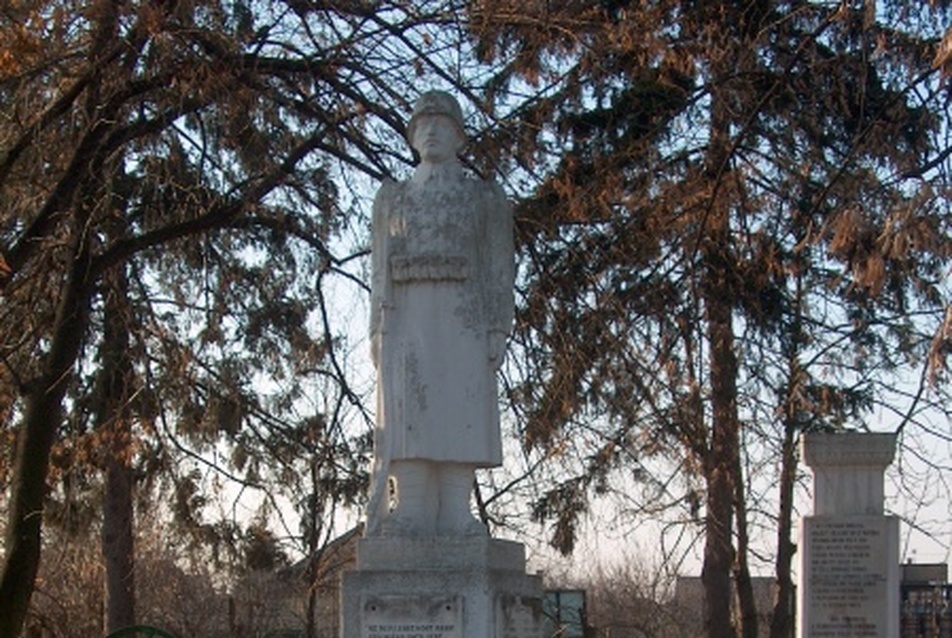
[341, 537, 542, 638]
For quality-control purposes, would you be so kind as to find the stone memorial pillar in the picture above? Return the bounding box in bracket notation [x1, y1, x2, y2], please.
[340, 91, 542, 638]
[797, 432, 900, 638]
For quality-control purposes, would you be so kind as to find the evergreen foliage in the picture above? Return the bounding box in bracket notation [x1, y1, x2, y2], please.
[467, 2, 952, 636]
[1, 2, 951, 637]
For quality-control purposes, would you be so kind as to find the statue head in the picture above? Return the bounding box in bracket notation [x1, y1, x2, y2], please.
[406, 91, 466, 158]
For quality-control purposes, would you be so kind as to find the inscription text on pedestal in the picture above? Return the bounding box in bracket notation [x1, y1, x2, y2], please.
[361, 595, 462, 638]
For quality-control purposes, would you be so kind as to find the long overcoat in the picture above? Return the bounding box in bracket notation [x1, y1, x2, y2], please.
[370, 175, 514, 466]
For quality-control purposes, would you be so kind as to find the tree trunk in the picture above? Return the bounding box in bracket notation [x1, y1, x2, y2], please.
[733, 448, 759, 638]
[701, 197, 739, 638]
[702, 280, 739, 638]
[770, 259, 806, 638]
[305, 461, 325, 638]
[769, 419, 798, 638]
[104, 452, 135, 632]
[0, 249, 92, 638]
[306, 556, 320, 638]
[700, 72, 740, 638]
[99, 261, 137, 633]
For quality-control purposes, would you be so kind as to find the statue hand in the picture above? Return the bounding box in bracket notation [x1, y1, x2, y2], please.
[371, 332, 381, 368]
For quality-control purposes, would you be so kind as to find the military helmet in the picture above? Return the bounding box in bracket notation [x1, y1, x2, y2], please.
[406, 90, 466, 144]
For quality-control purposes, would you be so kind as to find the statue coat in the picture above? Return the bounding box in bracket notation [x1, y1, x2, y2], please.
[370, 175, 514, 467]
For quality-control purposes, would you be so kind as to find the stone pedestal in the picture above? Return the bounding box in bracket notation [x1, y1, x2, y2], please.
[797, 432, 899, 638]
[341, 537, 543, 638]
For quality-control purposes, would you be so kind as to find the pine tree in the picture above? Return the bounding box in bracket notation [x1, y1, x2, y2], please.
[465, 2, 952, 636]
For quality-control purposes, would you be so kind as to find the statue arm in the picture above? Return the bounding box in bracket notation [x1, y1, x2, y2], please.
[370, 180, 396, 365]
[486, 181, 515, 358]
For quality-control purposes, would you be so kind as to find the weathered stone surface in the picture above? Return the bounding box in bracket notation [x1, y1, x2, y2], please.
[342, 537, 542, 638]
[798, 517, 900, 638]
[355, 536, 526, 572]
[342, 93, 540, 638]
[367, 90, 514, 538]
[801, 432, 896, 516]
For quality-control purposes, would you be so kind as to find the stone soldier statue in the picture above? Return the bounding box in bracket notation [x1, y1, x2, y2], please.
[367, 91, 515, 536]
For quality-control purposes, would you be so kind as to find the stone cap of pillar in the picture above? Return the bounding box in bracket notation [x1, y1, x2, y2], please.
[801, 432, 897, 516]
[801, 432, 897, 469]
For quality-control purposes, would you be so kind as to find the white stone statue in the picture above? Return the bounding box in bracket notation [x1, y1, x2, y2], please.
[366, 91, 514, 536]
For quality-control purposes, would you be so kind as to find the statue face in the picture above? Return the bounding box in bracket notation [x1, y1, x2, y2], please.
[410, 114, 463, 163]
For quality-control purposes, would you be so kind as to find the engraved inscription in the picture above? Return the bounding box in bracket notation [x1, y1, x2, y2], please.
[807, 520, 887, 637]
[362, 595, 462, 638]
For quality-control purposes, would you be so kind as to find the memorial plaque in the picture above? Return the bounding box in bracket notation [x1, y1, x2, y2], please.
[802, 517, 898, 638]
[361, 595, 462, 638]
